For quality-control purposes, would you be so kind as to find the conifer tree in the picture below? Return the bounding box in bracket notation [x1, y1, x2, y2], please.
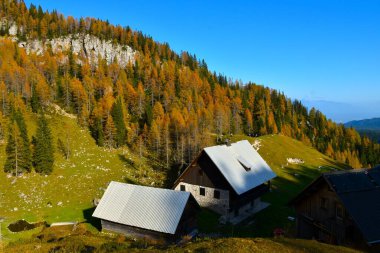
[4, 121, 24, 176]
[30, 87, 41, 113]
[33, 114, 54, 174]
[13, 110, 32, 171]
[111, 97, 126, 147]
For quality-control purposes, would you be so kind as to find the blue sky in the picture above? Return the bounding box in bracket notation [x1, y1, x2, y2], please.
[24, 0, 380, 122]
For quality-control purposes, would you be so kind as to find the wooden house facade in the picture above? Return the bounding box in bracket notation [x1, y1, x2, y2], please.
[173, 140, 276, 223]
[290, 167, 380, 251]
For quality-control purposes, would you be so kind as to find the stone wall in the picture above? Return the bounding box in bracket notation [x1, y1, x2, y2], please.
[175, 182, 229, 215]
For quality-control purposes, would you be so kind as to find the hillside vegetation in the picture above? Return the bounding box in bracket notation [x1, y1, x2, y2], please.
[0, 110, 165, 243]
[0, 111, 348, 246]
[0, 0, 378, 172]
[345, 118, 380, 143]
[4, 226, 362, 253]
[0, 1, 373, 252]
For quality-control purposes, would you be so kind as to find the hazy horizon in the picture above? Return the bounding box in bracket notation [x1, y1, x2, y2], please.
[301, 99, 380, 123]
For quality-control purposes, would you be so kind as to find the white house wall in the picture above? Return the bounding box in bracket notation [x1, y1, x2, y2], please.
[175, 182, 229, 215]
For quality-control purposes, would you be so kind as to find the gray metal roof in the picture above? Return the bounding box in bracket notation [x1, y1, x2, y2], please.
[92, 182, 191, 234]
[204, 140, 276, 195]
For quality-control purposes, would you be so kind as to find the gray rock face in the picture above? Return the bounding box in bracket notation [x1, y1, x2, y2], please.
[1, 18, 136, 67]
[19, 34, 136, 67]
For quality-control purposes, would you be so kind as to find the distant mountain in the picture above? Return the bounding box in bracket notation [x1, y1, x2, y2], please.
[345, 118, 380, 143]
[345, 118, 380, 130]
[302, 100, 380, 123]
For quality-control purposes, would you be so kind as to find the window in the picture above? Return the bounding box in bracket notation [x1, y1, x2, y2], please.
[320, 197, 328, 210]
[214, 190, 220, 199]
[198, 169, 203, 176]
[200, 187, 205, 196]
[180, 184, 186, 191]
[336, 204, 344, 219]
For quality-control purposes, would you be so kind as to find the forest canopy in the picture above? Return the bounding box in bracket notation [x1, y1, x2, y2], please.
[0, 0, 379, 172]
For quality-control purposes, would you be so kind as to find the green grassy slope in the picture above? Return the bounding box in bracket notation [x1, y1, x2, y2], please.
[4, 225, 362, 253]
[0, 109, 165, 243]
[0, 111, 352, 251]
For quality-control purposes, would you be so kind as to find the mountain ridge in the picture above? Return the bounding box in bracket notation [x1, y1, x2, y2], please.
[345, 118, 380, 143]
[345, 117, 380, 130]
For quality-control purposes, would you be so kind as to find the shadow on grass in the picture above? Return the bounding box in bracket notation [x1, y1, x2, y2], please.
[124, 177, 139, 185]
[322, 157, 352, 170]
[118, 154, 137, 170]
[197, 208, 220, 234]
[82, 207, 101, 231]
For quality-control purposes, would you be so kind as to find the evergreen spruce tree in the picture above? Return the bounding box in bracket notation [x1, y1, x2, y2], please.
[96, 119, 104, 147]
[13, 110, 32, 172]
[33, 114, 54, 174]
[111, 97, 126, 147]
[30, 87, 41, 113]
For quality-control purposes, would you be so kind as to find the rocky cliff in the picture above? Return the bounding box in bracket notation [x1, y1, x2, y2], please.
[1, 18, 136, 67]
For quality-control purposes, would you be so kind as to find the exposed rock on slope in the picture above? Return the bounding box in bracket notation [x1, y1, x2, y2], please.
[18, 34, 136, 67]
[1, 18, 136, 67]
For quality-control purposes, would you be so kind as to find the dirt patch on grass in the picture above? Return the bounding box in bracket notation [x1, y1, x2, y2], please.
[8, 220, 47, 232]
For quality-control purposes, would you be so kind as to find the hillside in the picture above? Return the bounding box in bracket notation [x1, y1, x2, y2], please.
[0, 0, 379, 171]
[0, 108, 166, 244]
[345, 118, 380, 143]
[0, 1, 375, 252]
[4, 226, 362, 253]
[0, 110, 348, 245]
[356, 129, 380, 143]
[2, 128, 354, 252]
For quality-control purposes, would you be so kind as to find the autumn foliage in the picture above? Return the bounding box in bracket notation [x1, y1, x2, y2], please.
[0, 0, 379, 169]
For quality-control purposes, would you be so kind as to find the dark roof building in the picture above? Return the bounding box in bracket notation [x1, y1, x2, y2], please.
[291, 167, 380, 250]
[93, 182, 199, 241]
[173, 140, 276, 224]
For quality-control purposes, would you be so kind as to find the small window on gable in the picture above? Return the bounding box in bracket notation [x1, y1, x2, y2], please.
[180, 184, 186, 191]
[198, 169, 204, 176]
[320, 197, 328, 210]
[200, 187, 205, 196]
[214, 190, 220, 199]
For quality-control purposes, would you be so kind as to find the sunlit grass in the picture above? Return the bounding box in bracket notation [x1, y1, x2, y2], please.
[0, 112, 165, 243]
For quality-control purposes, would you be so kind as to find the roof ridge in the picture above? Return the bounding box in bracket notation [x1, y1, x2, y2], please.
[110, 181, 190, 195]
[323, 168, 368, 176]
